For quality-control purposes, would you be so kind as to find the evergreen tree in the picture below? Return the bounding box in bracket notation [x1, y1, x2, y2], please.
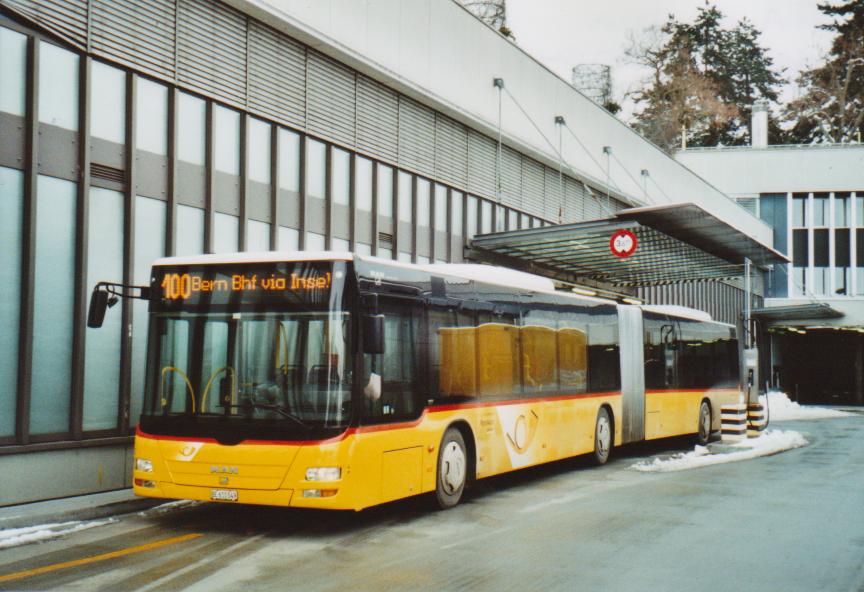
[783, 0, 864, 143]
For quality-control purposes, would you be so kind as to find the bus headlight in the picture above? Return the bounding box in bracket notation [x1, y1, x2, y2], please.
[135, 458, 153, 472]
[305, 467, 341, 481]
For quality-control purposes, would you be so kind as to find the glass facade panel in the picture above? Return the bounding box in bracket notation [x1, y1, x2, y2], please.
[214, 105, 240, 175]
[398, 172, 413, 223]
[83, 188, 123, 431]
[306, 139, 326, 199]
[835, 194, 850, 227]
[132, 195, 165, 427]
[857, 195, 863, 227]
[332, 237, 349, 251]
[278, 225, 299, 250]
[398, 252, 412, 263]
[31, 175, 77, 434]
[481, 200, 492, 234]
[356, 156, 372, 212]
[451, 191, 463, 236]
[0, 27, 27, 116]
[434, 184, 447, 231]
[377, 164, 393, 217]
[90, 62, 125, 143]
[495, 205, 505, 232]
[378, 246, 393, 259]
[306, 231, 325, 251]
[331, 147, 350, 205]
[277, 128, 300, 192]
[136, 78, 168, 155]
[0, 167, 22, 437]
[175, 204, 205, 255]
[248, 118, 271, 184]
[178, 92, 205, 165]
[355, 242, 372, 255]
[39, 42, 79, 130]
[466, 195, 477, 238]
[508, 209, 518, 231]
[246, 219, 271, 252]
[416, 178, 430, 227]
[792, 194, 807, 227]
[813, 194, 828, 226]
[213, 212, 239, 253]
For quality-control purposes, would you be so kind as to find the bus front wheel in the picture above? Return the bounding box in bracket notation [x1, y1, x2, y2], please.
[592, 407, 612, 465]
[697, 400, 712, 446]
[435, 428, 467, 509]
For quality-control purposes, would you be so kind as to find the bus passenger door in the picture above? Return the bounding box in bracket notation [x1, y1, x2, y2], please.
[617, 305, 645, 444]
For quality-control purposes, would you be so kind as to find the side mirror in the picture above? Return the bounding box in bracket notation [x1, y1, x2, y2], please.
[87, 287, 118, 328]
[363, 314, 385, 354]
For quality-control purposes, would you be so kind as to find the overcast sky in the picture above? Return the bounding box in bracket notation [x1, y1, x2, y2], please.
[506, 0, 835, 119]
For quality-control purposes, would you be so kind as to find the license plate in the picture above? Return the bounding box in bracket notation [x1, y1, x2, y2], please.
[210, 488, 238, 502]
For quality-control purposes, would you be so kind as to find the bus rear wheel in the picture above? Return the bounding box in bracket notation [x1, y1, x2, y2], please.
[435, 428, 467, 509]
[592, 407, 612, 465]
[697, 400, 712, 446]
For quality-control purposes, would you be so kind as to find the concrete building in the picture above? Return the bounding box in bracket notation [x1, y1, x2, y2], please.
[0, 0, 775, 505]
[677, 107, 864, 405]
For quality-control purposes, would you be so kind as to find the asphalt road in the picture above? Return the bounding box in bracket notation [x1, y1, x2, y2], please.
[2, 415, 863, 592]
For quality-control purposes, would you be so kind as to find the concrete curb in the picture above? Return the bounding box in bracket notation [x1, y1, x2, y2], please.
[0, 489, 163, 531]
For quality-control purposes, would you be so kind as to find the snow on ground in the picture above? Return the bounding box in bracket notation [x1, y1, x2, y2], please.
[760, 391, 853, 421]
[138, 499, 201, 516]
[631, 429, 809, 473]
[0, 518, 115, 550]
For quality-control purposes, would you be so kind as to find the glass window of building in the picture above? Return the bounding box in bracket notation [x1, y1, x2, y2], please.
[39, 42, 79, 131]
[835, 228, 850, 296]
[416, 178, 430, 227]
[90, 62, 125, 143]
[398, 172, 413, 223]
[213, 212, 239, 253]
[398, 251, 412, 263]
[857, 228, 864, 295]
[248, 117, 271, 184]
[835, 193, 850, 227]
[0, 27, 27, 116]
[451, 191, 463, 237]
[84, 188, 123, 431]
[332, 237, 349, 251]
[377, 164, 393, 217]
[306, 231, 325, 251]
[434, 184, 447, 231]
[356, 156, 372, 212]
[417, 254, 430, 264]
[0, 167, 22, 437]
[132, 196, 165, 427]
[813, 193, 829, 227]
[331, 147, 350, 206]
[306, 139, 326, 199]
[278, 128, 300, 192]
[278, 226, 299, 250]
[481, 200, 492, 234]
[246, 219, 271, 252]
[214, 105, 240, 175]
[508, 209, 518, 231]
[792, 194, 808, 227]
[813, 229, 829, 295]
[378, 246, 393, 259]
[136, 78, 168, 155]
[31, 175, 77, 434]
[495, 205, 505, 232]
[355, 242, 372, 255]
[855, 193, 863, 227]
[175, 204, 205, 255]
[178, 92, 206, 165]
[466, 195, 477, 238]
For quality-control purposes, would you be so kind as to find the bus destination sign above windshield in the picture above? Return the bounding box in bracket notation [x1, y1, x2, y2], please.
[610, 229, 637, 258]
[161, 271, 332, 300]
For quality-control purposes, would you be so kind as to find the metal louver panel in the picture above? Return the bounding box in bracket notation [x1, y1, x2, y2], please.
[91, 0, 175, 81]
[434, 115, 467, 188]
[563, 177, 587, 223]
[583, 186, 607, 220]
[544, 166, 563, 222]
[248, 21, 305, 129]
[499, 145, 522, 209]
[3, 0, 87, 48]
[521, 157, 544, 218]
[398, 97, 435, 177]
[177, 0, 247, 107]
[307, 50, 356, 145]
[357, 75, 398, 162]
[467, 131, 496, 199]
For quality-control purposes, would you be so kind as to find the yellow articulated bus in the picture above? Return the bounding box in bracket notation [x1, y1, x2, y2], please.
[88, 252, 740, 510]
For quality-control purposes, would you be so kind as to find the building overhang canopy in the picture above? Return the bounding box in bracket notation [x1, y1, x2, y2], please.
[752, 303, 844, 321]
[468, 203, 788, 287]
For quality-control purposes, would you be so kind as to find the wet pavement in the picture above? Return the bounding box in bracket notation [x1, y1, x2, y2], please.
[1, 416, 863, 591]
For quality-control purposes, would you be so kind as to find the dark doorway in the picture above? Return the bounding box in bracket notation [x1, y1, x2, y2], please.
[776, 330, 864, 405]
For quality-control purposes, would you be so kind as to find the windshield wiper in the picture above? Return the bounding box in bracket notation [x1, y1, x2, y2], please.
[225, 401, 312, 430]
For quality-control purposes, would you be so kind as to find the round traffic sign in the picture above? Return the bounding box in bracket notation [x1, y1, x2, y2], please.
[610, 229, 638, 258]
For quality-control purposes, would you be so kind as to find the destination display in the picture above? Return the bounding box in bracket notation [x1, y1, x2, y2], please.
[151, 261, 344, 311]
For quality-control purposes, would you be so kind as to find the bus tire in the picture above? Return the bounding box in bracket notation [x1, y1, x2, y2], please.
[435, 427, 467, 509]
[592, 407, 612, 465]
[697, 400, 712, 446]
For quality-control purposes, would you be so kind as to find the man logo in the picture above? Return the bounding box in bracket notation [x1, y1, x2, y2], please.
[210, 466, 239, 474]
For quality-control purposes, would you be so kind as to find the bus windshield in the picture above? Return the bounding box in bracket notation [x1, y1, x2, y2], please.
[140, 260, 353, 441]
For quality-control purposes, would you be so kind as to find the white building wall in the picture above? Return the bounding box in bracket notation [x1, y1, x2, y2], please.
[227, 0, 773, 246]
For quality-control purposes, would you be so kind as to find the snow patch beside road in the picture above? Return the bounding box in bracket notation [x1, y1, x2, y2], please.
[760, 391, 853, 421]
[0, 518, 115, 549]
[631, 429, 808, 473]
